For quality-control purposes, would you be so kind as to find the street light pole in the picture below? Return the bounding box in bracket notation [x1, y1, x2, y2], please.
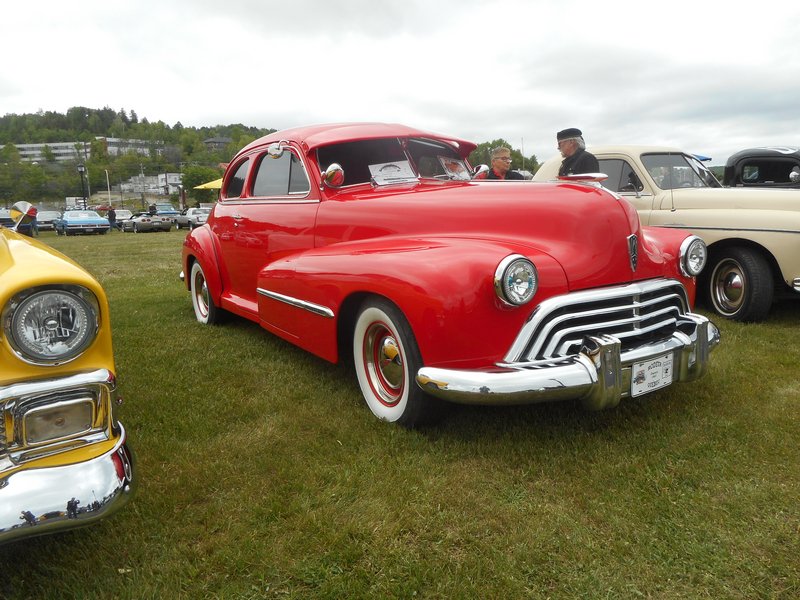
[77, 164, 88, 209]
[104, 169, 112, 205]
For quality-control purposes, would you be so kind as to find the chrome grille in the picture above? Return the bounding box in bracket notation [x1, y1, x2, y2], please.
[505, 279, 690, 363]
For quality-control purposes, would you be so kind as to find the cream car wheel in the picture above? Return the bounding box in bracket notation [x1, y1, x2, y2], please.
[706, 248, 773, 322]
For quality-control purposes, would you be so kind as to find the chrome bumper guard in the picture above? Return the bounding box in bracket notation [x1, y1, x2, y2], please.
[416, 313, 719, 410]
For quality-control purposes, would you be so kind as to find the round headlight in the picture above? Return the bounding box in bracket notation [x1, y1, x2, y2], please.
[4, 287, 99, 364]
[495, 254, 538, 306]
[680, 235, 707, 277]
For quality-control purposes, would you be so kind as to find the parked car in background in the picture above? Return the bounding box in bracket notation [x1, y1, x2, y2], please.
[182, 123, 718, 427]
[121, 212, 173, 233]
[723, 146, 800, 188]
[54, 210, 110, 236]
[0, 202, 135, 545]
[35, 210, 62, 231]
[535, 145, 800, 321]
[0, 209, 14, 228]
[153, 203, 180, 220]
[114, 209, 133, 230]
[175, 207, 211, 230]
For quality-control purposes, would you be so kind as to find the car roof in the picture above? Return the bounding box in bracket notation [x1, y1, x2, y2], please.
[237, 122, 477, 158]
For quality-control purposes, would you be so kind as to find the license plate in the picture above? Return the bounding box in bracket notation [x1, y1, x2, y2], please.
[631, 352, 674, 397]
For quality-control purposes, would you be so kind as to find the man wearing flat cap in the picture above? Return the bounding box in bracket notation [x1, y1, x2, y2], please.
[556, 128, 599, 176]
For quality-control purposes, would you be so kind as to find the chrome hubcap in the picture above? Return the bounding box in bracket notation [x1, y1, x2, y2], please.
[712, 259, 744, 314]
[364, 322, 403, 406]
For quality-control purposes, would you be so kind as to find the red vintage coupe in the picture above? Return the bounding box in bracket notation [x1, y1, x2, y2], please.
[181, 123, 719, 426]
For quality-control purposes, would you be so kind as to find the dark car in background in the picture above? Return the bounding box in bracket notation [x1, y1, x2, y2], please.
[723, 146, 800, 188]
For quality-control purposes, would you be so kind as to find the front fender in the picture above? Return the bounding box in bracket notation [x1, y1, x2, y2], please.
[256, 237, 568, 368]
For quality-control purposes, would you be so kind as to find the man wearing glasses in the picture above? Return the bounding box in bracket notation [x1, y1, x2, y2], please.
[487, 146, 525, 180]
[557, 128, 599, 176]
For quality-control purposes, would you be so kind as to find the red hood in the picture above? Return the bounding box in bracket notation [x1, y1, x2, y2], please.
[315, 180, 660, 292]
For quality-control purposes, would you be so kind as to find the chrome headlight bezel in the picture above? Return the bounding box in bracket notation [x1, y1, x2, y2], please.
[2, 285, 101, 365]
[680, 235, 708, 277]
[494, 254, 539, 306]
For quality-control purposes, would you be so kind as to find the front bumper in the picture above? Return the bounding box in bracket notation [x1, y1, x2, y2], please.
[416, 313, 719, 410]
[0, 429, 134, 544]
[0, 370, 136, 545]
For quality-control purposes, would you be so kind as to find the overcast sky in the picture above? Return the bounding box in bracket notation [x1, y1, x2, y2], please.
[3, 0, 799, 166]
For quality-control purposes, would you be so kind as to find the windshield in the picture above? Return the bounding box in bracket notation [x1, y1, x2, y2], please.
[316, 137, 468, 186]
[641, 153, 721, 190]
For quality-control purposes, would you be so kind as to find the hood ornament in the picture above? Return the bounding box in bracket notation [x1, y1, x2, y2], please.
[627, 234, 638, 272]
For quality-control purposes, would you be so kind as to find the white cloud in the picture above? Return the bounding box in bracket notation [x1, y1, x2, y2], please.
[4, 0, 800, 164]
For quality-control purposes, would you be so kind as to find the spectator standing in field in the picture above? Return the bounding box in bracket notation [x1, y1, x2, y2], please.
[107, 207, 117, 231]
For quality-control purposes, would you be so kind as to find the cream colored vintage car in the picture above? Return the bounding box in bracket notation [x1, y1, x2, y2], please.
[535, 146, 800, 321]
[0, 202, 135, 544]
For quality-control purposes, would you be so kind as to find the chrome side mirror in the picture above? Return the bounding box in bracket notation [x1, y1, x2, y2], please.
[267, 140, 290, 158]
[321, 163, 345, 188]
[790, 168, 800, 183]
[472, 164, 489, 179]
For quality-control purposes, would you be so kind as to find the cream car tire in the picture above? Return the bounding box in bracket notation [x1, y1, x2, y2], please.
[190, 261, 224, 325]
[705, 247, 773, 322]
[353, 298, 443, 427]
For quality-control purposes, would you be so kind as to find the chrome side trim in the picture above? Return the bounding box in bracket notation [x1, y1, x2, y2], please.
[658, 224, 800, 235]
[257, 288, 334, 318]
[793, 278, 800, 292]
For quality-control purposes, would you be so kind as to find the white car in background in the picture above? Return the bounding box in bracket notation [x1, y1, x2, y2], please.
[175, 207, 211, 230]
[535, 146, 800, 322]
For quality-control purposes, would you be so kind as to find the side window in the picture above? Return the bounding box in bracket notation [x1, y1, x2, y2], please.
[597, 159, 623, 191]
[599, 159, 644, 193]
[288, 153, 310, 194]
[252, 151, 310, 197]
[226, 159, 249, 199]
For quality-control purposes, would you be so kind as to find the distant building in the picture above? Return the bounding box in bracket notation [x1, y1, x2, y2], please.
[98, 137, 162, 157]
[16, 141, 90, 162]
[203, 137, 232, 151]
[13, 137, 162, 162]
[120, 172, 182, 196]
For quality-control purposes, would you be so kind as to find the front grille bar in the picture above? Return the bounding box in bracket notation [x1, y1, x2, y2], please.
[505, 279, 691, 363]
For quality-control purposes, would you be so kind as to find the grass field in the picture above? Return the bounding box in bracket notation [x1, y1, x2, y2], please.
[1, 229, 798, 599]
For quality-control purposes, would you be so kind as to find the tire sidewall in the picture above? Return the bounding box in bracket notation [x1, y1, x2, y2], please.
[353, 302, 415, 423]
[190, 261, 212, 324]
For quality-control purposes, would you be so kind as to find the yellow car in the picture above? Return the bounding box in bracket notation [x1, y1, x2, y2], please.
[0, 202, 135, 544]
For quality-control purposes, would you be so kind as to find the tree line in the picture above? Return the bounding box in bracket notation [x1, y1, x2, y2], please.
[0, 106, 537, 208]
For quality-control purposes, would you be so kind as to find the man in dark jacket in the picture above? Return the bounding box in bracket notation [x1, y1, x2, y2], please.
[487, 146, 525, 180]
[557, 128, 599, 176]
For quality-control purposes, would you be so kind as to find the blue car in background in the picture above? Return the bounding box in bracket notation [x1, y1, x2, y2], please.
[54, 210, 111, 236]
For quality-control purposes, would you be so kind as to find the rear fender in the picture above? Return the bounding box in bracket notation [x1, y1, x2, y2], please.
[182, 225, 223, 302]
[256, 237, 568, 367]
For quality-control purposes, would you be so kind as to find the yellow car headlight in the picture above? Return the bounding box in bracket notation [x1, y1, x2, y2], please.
[3, 286, 99, 365]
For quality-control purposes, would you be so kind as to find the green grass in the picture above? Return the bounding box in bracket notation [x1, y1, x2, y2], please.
[1, 230, 798, 599]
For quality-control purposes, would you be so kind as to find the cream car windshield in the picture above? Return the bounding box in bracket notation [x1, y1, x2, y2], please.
[642, 153, 721, 190]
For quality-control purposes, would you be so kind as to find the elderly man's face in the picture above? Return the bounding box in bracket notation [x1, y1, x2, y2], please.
[492, 152, 512, 174]
[558, 138, 577, 158]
